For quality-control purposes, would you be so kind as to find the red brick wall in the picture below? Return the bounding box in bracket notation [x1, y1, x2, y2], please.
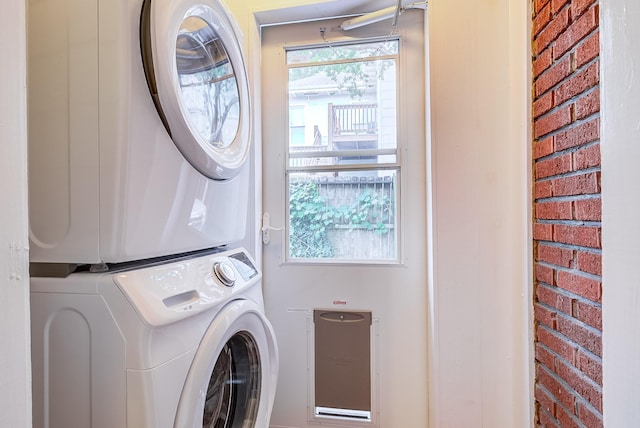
[532, 0, 602, 426]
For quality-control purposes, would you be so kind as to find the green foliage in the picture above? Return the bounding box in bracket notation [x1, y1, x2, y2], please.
[289, 181, 335, 258]
[289, 180, 393, 259]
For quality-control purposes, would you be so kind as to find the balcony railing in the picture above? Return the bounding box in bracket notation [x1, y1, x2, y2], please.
[330, 103, 378, 137]
[289, 103, 381, 168]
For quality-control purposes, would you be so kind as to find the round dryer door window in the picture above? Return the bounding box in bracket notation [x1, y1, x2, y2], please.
[141, 0, 251, 180]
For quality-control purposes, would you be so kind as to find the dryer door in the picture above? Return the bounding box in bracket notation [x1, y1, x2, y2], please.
[141, 0, 250, 180]
[174, 300, 279, 428]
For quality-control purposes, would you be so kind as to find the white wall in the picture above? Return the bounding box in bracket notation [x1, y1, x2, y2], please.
[0, 0, 32, 426]
[427, 0, 532, 426]
[229, 0, 533, 426]
[600, 0, 640, 424]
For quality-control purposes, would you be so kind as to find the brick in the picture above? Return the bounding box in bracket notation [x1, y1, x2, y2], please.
[538, 407, 561, 427]
[536, 263, 555, 285]
[554, 118, 599, 151]
[537, 283, 573, 315]
[572, 0, 598, 21]
[535, 383, 557, 416]
[574, 197, 601, 221]
[575, 300, 602, 330]
[552, 172, 600, 196]
[576, 250, 601, 276]
[551, 0, 570, 15]
[536, 153, 573, 179]
[575, 88, 600, 119]
[554, 61, 600, 106]
[556, 270, 601, 301]
[534, 92, 554, 118]
[535, 180, 554, 199]
[536, 303, 558, 329]
[534, 223, 554, 241]
[536, 56, 572, 97]
[536, 8, 570, 55]
[535, 0, 551, 14]
[538, 325, 577, 364]
[556, 357, 602, 411]
[534, 2, 602, 425]
[556, 315, 602, 356]
[554, 6, 599, 59]
[554, 224, 601, 248]
[576, 349, 603, 385]
[534, 3, 552, 36]
[534, 49, 553, 79]
[537, 364, 576, 410]
[536, 342, 557, 370]
[537, 243, 573, 268]
[536, 200, 573, 219]
[573, 143, 601, 171]
[576, 400, 603, 428]
[534, 137, 555, 159]
[555, 402, 581, 427]
[534, 106, 572, 139]
[576, 31, 599, 68]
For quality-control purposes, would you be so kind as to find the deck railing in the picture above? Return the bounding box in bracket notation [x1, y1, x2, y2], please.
[330, 103, 378, 136]
[289, 103, 380, 167]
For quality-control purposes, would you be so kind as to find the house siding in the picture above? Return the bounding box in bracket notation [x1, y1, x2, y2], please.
[532, 0, 603, 426]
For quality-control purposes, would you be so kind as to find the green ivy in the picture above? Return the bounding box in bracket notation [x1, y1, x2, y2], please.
[289, 181, 335, 258]
[289, 180, 392, 259]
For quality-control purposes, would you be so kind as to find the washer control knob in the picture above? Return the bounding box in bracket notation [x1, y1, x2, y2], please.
[213, 261, 236, 287]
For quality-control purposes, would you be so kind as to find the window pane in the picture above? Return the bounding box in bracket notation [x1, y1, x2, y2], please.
[289, 126, 306, 146]
[289, 105, 305, 126]
[285, 39, 400, 263]
[287, 40, 399, 65]
[176, 14, 240, 148]
[288, 57, 397, 167]
[288, 170, 397, 261]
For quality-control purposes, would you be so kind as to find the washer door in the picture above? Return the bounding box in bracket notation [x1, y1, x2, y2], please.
[174, 300, 279, 428]
[141, 0, 251, 180]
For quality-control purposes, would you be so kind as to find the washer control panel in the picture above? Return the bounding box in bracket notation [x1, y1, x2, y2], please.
[228, 251, 258, 281]
[113, 248, 261, 326]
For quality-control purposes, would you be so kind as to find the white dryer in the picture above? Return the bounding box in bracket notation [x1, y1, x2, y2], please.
[30, 248, 279, 428]
[27, 0, 253, 265]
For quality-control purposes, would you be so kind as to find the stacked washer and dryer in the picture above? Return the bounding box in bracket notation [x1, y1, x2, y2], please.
[27, 0, 278, 427]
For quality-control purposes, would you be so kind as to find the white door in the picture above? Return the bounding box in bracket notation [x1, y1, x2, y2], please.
[261, 11, 428, 428]
[141, 0, 252, 179]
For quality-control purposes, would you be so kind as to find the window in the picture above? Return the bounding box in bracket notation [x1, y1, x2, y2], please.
[286, 39, 400, 262]
[289, 105, 306, 146]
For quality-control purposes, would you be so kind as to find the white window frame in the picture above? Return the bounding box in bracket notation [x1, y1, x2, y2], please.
[283, 36, 404, 265]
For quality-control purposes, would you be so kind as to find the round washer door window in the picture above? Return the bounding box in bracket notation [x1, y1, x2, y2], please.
[172, 300, 279, 428]
[141, 0, 251, 180]
[203, 332, 261, 427]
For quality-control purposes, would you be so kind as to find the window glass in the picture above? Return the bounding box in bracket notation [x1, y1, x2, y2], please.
[287, 40, 399, 64]
[286, 39, 400, 262]
[289, 105, 306, 146]
[176, 14, 240, 149]
[203, 332, 260, 425]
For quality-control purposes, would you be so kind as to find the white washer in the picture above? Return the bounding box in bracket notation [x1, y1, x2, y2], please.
[30, 248, 278, 428]
[28, 0, 253, 265]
